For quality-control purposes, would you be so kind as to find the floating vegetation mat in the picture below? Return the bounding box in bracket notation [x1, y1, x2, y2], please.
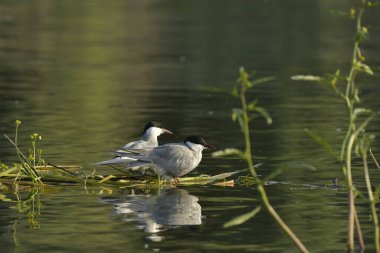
[0, 164, 245, 190]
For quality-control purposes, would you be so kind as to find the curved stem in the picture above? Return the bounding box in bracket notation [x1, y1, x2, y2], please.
[354, 209, 365, 251]
[370, 149, 380, 170]
[239, 85, 309, 252]
[346, 133, 356, 251]
[362, 150, 380, 252]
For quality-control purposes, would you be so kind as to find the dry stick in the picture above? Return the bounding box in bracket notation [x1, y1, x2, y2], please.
[47, 163, 78, 177]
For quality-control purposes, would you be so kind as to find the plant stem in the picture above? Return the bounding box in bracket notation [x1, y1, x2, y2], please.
[239, 86, 257, 178]
[362, 150, 380, 252]
[239, 85, 309, 253]
[33, 140, 36, 168]
[370, 149, 380, 170]
[340, 103, 354, 162]
[341, 5, 367, 251]
[354, 209, 365, 251]
[346, 133, 356, 251]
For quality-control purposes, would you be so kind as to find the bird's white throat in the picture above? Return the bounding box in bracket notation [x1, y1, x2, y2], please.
[144, 127, 164, 137]
[140, 127, 163, 145]
[185, 141, 204, 152]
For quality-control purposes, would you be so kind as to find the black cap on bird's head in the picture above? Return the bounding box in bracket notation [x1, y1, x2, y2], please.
[143, 121, 173, 135]
[184, 135, 216, 150]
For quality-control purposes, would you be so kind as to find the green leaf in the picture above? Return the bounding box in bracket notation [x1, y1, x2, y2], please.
[353, 108, 372, 117]
[252, 76, 276, 86]
[251, 106, 272, 125]
[368, 1, 380, 7]
[0, 167, 18, 177]
[223, 206, 262, 228]
[329, 69, 341, 88]
[201, 86, 231, 96]
[0, 194, 13, 202]
[354, 88, 361, 103]
[355, 62, 374, 75]
[231, 108, 242, 123]
[238, 67, 249, 83]
[350, 7, 356, 18]
[247, 101, 257, 110]
[231, 86, 239, 97]
[232, 108, 244, 131]
[374, 184, 380, 202]
[212, 148, 245, 158]
[329, 10, 348, 16]
[305, 129, 337, 159]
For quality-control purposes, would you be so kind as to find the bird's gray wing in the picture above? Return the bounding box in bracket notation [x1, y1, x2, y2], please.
[121, 140, 152, 149]
[150, 144, 197, 177]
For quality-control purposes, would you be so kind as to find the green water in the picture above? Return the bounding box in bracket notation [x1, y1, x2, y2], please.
[1, 1, 380, 252]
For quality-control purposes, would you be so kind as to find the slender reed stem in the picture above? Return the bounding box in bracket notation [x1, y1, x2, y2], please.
[370, 149, 380, 170]
[346, 134, 356, 251]
[354, 209, 365, 251]
[32, 139, 36, 168]
[362, 150, 380, 252]
[341, 5, 368, 251]
[239, 83, 309, 253]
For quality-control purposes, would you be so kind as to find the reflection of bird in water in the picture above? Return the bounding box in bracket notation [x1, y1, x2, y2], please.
[103, 188, 202, 237]
[152, 188, 202, 226]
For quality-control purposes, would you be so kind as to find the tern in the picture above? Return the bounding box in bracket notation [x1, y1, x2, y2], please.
[118, 135, 215, 181]
[96, 121, 172, 166]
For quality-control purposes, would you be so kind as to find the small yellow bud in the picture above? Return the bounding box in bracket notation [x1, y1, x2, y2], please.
[15, 120, 21, 126]
[350, 7, 356, 18]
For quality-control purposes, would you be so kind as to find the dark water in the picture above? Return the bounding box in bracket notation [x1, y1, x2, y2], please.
[1, 0, 380, 252]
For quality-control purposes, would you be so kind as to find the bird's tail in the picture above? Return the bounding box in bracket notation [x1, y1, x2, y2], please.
[96, 150, 151, 166]
[95, 156, 137, 166]
[113, 150, 151, 162]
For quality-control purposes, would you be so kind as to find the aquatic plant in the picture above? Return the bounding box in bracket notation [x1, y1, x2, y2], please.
[2, 120, 43, 185]
[213, 68, 309, 252]
[292, 1, 379, 251]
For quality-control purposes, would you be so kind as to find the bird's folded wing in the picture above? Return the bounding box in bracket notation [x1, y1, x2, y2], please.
[96, 156, 136, 166]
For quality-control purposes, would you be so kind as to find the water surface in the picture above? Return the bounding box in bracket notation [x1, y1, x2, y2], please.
[1, 1, 380, 252]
